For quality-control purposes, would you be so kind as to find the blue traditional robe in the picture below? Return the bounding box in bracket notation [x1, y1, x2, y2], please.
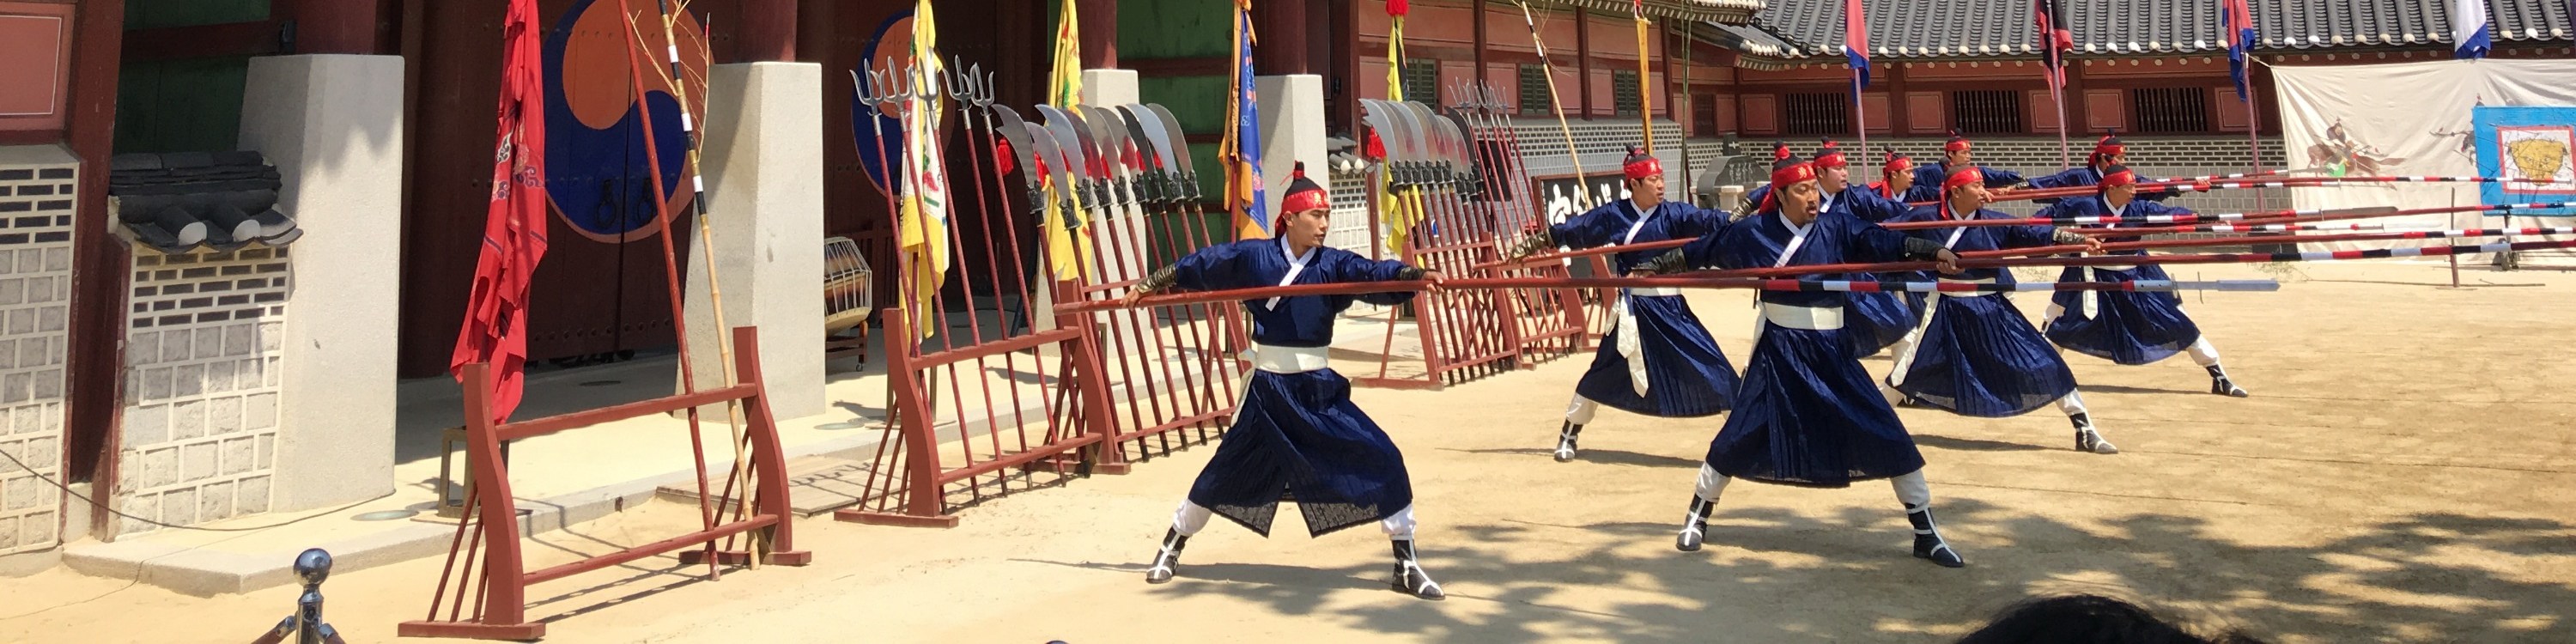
[2025, 166, 2181, 203]
[1882, 206, 2082, 417]
[2038, 196, 2206, 365]
[1548, 198, 1741, 418]
[1902, 162, 2027, 204]
[1822, 185, 1921, 357]
[1670, 209, 1927, 487]
[1164, 239, 1420, 538]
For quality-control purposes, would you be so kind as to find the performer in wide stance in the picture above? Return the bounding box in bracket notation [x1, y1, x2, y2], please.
[1509, 146, 1739, 463]
[1903, 131, 2028, 204]
[1882, 167, 2120, 454]
[2037, 165, 2250, 397]
[1132, 164, 1449, 599]
[1632, 152, 1971, 568]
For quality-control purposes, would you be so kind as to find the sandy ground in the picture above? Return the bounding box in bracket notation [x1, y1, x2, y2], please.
[6, 260, 2575, 643]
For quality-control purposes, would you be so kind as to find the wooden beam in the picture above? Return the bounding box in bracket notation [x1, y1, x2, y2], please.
[736, 0, 797, 62]
[276, 0, 391, 54]
[1078, 0, 1116, 69]
[65, 0, 132, 539]
[1575, 9, 1591, 119]
[119, 20, 284, 63]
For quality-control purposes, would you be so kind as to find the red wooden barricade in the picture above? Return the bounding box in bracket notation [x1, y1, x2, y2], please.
[401, 327, 808, 641]
[841, 98, 1242, 526]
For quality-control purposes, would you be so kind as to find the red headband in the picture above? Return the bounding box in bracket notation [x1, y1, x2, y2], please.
[1944, 138, 1971, 153]
[1282, 187, 1330, 215]
[1814, 149, 1848, 169]
[1624, 155, 1662, 180]
[1758, 161, 1819, 213]
[1942, 166, 1984, 191]
[1884, 156, 1913, 177]
[2099, 167, 2137, 191]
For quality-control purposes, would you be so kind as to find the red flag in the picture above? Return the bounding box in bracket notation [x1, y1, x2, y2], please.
[451, 0, 549, 425]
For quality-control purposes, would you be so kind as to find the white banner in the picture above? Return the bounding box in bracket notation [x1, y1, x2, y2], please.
[2270, 58, 2576, 252]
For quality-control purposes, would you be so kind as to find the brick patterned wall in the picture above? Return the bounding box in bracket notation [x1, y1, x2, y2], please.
[0, 157, 75, 556]
[112, 247, 289, 535]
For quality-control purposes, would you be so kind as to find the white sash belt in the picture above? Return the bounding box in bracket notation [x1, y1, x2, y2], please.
[1251, 344, 1331, 374]
[1938, 276, 1999, 285]
[1627, 287, 1681, 297]
[1761, 302, 1844, 331]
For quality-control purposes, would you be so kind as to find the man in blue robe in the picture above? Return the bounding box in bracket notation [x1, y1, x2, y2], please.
[1507, 146, 1740, 463]
[1880, 166, 2120, 454]
[1633, 154, 1972, 568]
[1809, 142, 1920, 356]
[2038, 165, 2250, 397]
[2024, 132, 2184, 204]
[1131, 164, 1449, 599]
[1902, 131, 2028, 204]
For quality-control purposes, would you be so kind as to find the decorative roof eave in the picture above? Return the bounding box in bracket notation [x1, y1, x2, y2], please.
[107, 152, 304, 255]
[1534, 0, 1762, 25]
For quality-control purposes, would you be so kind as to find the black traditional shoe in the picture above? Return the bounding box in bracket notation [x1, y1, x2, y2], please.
[1899, 395, 1933, 409]
[1675, 495, 1716, 552]
[2071, 413, 2119, 454]
[1905, 503, 1966, 568]
[2208, 366, 2249, 397]
[1390, 539, 1444, 599]
[1552, 422, 1584, 462]
[1144, 527, 1188, 584]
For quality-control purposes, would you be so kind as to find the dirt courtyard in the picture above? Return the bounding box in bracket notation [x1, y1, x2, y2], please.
[5, 260, 2573, 643]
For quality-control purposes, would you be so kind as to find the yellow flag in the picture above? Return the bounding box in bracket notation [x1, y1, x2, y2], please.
[1042, 0, 1094, 280]
[1380, 13, 1428, 256]
[898, 0, 951, 338]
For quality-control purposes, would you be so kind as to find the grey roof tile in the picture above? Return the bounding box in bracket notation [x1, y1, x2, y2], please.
[106, 152, 303, 254]
[1742, 0, 2571, 61]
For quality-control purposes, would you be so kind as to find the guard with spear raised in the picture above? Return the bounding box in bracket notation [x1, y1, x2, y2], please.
[1132, 165, 1452, 600]
[1630, 149, 1974, 568]
[1880, 165, 2121, 455]
[2037, 165, 2251, 397]
[1506, 146, 1741, 464]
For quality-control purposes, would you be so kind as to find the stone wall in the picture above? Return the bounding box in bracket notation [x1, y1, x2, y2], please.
[112, 247, 289, 535]
[0, 147, 76, 556]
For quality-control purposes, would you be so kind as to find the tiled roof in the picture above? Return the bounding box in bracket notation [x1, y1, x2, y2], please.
[108, 152, 303, 254]
[1540, 0, 1763, 23]
[1739, 0, 2573, 61]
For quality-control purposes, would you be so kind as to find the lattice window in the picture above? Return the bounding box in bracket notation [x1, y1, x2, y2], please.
[1782, 93, 1849, 137]
[1612, 70, 1642, 117]
[1950, 90, 2025, 135]
[1401, 58, 1439, 104]
[2129, 87, 2210, 134]
[1518, 64, 1552, 114]
[1692, 93, 1719, 135]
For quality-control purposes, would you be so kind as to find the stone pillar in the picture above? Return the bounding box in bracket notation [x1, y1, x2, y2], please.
[1257, 75, 1327, 224]
[682, 63, 826, 420]
[237, 55, 404, 512]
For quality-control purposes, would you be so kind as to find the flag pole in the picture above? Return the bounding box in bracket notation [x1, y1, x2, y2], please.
[2050, 66, 2072, 167]
[1851, 70, 1868, 160]
[2245, 64, 2266, 212]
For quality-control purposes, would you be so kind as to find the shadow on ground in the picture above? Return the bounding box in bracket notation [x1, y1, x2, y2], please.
[1030, 502, 2576, 642]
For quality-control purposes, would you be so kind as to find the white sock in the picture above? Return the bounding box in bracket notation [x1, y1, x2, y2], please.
[1564, 395, 1600, 425]
[2187, 337, 2222, 368]
[1172, 501, 1213, 537]
[1892, 470, 1932, 508]
[2057, 390, 2089, 417]
[1695, 464, 1733, 500]
[1379, 505, 1418, 539]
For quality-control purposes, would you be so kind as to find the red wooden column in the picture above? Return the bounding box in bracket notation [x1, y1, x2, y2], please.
[62, 0, 130, 528]
[737, 0, 798, 62]
[1574, 9, 1590, 120]
[276, 0, 396, 54]
[1254, 0, 1309, 73]
[1078, 0, 1116, 69]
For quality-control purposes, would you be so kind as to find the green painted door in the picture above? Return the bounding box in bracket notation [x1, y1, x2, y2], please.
[114, 0, 273, 154]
